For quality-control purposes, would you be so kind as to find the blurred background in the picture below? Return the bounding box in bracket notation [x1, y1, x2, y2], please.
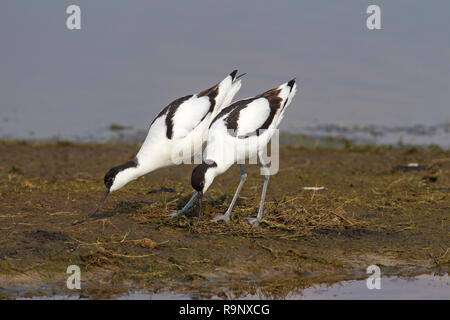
[1, 0, 449, 146]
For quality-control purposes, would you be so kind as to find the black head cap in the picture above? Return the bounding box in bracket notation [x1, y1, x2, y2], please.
[103, 158, 138, 189]
[191, 161, 217, 192]
[104, 168, 116, 189]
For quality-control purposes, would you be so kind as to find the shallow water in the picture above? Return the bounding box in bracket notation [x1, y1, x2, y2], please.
[5, 122, 448, 148]
[286, 274, 449, 300]
[1, 2, 449, 146]
[122, 274, 450, 300]
[18, 274, 449, 300]
[294, 123, 450, 148]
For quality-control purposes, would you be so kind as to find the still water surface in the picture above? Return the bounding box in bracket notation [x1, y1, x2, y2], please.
[1, 2, 449, 146]
[18, 274, 449, 300]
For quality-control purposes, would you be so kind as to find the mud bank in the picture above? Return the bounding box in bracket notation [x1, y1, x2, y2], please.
[0, 140, 448, 299]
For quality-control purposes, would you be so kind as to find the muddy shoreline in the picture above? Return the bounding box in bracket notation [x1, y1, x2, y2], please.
[0, 140, 448, 299]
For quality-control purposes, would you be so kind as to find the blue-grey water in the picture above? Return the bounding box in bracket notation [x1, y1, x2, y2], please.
[16, 274, 450, 300]
[1, 1, 449, 146]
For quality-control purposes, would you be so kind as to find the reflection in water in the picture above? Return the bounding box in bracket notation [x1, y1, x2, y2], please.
[287, 273, 449, 300]
[120, 274, 449, 300]
[15, 273, 449, 299]
[121, 274, 449, 300]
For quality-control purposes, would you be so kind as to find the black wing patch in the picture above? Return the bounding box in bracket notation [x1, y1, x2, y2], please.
[197, 84, 219, 118]
[151, 84, 219, 140]
[150, 94, 193, 139]
[210, 88, 283, 138]
[252, 88, 283, 133]
[165, 95, 194, 139]
[219, 98, 257, 132]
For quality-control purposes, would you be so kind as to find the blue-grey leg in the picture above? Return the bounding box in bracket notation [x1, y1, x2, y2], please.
[167, 191, 198, 218]
[213, 164, 247, 223]
[248, 154, 270, 227]
[168, 152, 204, 218]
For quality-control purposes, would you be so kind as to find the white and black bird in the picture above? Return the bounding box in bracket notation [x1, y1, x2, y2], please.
[190, 79, 297, 226]
[90, 70, 243, 216]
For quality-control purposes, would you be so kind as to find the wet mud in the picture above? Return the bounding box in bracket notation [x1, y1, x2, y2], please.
[0, 140, 448, 298]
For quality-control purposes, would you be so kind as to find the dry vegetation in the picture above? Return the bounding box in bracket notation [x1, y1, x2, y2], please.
[0, 139, 448, 298]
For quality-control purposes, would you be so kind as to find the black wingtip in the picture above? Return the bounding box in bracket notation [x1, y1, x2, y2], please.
[287, 78, 296, 89]
[230, 70, 238, 80]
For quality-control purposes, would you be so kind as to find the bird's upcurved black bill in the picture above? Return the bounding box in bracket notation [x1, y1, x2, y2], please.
[89, 189, 110, 217]
[195, 192, 203, 226]
[235, 72, 247, 81]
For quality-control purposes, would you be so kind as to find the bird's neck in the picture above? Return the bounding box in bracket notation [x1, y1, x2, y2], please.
[209, 159, 232, 177]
